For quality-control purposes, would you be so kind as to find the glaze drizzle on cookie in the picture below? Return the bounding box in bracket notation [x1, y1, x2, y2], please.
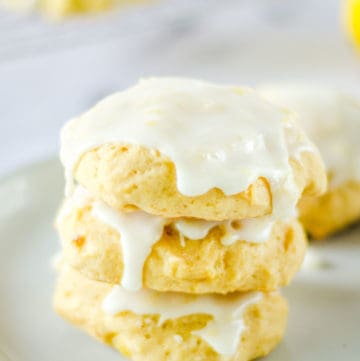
[103, 285, 263, 357]
[60, 78, 316, 203]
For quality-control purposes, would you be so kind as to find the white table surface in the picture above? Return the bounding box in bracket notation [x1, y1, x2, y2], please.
[0, 0, 359, 177]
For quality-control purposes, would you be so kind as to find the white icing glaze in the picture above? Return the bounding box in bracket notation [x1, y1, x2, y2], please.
[220, 217, 275, 245]
[58, 187, 287, 291]
[103, 285, 262, 357]
[92, 201, 167, 291]
[259, 84, 360, 187]
[174, 219, 219, 241]
[174, 217, 275, 245]
[60, 78, 315, 206]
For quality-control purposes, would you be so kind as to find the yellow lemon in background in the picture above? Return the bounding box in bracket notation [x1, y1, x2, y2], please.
[40, 0, 112, 18]
[344, 0, 360, 49]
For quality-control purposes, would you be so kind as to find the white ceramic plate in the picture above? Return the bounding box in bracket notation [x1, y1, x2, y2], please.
[0, 159, 359, 361]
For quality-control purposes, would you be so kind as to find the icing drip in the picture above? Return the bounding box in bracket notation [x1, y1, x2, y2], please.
[102, 285, 263, 357]
[174, 219, 219, 241]
[92, 202, 167, 291]
[174, 217, 275, 245]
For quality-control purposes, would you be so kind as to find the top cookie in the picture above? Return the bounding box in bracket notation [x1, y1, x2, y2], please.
[61, 78, 326, 220]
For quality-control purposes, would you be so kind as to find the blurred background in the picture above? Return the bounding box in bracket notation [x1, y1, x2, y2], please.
[0, 0, 359, 176]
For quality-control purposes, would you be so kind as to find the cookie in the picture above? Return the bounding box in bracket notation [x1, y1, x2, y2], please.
[259, 84, 360, 238]
[54, 266, 288, 361]
[299, 180, 360, 239]
[61, 78, 326, 220]
[57, 192, 307, 293]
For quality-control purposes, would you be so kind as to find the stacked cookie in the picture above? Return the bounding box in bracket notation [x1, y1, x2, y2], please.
[54, 78, 327, 361]
[260, 84, 360, 239]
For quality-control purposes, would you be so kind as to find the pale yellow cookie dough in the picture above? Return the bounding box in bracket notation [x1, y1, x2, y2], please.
[299, 180, 360, 239]
[54, 267, 288, 361]
[74, 144, 326, 221]
[57, 201, 307, 294]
